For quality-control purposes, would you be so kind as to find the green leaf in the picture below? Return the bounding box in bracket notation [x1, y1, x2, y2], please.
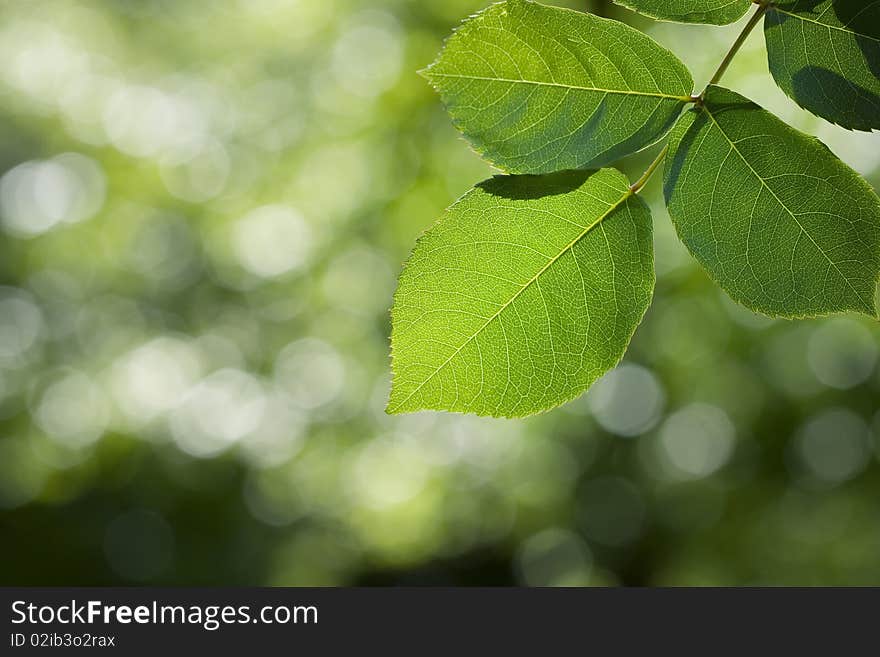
[388, 169, 654, 417]
[614, 0, 751, 25]
[422, 0, 693, 174]
[664, 85, 880, 319]
[764, 0, 880, 131]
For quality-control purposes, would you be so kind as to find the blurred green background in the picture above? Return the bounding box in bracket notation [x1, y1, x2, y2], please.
[0, 0, 879, 586]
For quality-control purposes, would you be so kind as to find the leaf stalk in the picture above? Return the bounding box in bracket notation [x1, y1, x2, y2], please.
[630, 144, 668, 194]
[706, 3, 771, 89]
[631, 2, 773, 194]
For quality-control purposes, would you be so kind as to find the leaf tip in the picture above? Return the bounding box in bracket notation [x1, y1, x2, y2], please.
[384, 382, 410, 415]
[418, 62, 443, 91]
[384, 396, 402, 415]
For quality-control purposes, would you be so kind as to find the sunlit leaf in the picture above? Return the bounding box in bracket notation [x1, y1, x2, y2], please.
[614, 0, 751, 25]
[664, 85, 880, 318]
[764, 0, 880, 131]
[422, 0, 693, 174]
[388, 168, 654, 417]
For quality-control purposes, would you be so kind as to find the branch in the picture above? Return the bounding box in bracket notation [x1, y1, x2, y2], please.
[707, 2, 771, 89]
[630, 144, 669, 194]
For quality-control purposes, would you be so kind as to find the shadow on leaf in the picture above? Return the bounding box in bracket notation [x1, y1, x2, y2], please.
[476, 170, 595, 201]
[770, 0, 880, 77]
[663, 94, 754, 204]
[792, 66, 880, 130]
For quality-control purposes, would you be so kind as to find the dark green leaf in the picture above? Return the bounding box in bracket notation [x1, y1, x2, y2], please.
[765, 0, 880, 131]
[664, 85, 880, 318]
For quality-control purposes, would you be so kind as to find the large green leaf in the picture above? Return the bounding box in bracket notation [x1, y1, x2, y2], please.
[764, 0, 880, 131]
[614, 0, 751, 25]
[422, 0, 693, 174]
[388, 169, 654, 417]
[664, 85, 880, 318]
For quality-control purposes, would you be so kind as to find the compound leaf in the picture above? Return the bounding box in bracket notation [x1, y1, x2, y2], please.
[423, 0, 693, 174]
[614, 0, 751, 25]
[764, 0, 880, 131]
[388, 169, 654, 417]
[664, 85, 880, 318]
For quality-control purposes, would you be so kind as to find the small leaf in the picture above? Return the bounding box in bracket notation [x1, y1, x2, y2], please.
[614, 0, 751, 25]
[388, 169, 654, 417]
[764, 0, 880, 131]
[664, 85, 880, 319]
[423, 0, 693, 174]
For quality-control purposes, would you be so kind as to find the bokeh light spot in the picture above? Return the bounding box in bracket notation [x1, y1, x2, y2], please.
[232, 205, 312, 279]
[0, 153, 105, 237]
[807, 318, 877, 390]
[34, 370, 110, 448]
[274, 338, 345, 410]
[587, 363, 665, 437]
[516, 528, 593, 586]
[331, 11, 403, 98]
[110, 337, 203, 426]
[658, 403, 736, 480]
[0, 287, 44, 364]
[170, 369, 266, 458]
[793, 408, 871, 485]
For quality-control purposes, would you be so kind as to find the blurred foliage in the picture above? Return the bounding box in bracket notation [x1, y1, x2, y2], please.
[0, 0, 879, 586]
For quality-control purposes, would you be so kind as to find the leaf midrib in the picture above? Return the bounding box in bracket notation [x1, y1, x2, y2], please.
[388, 189, 633, 413]
[426, 72, 692, 101]
[700, 103, 874, 313]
